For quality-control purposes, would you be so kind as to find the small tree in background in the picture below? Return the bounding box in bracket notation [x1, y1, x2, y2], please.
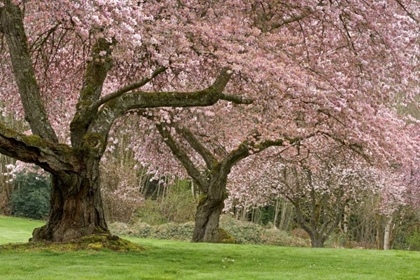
[10, 171, 50, 220]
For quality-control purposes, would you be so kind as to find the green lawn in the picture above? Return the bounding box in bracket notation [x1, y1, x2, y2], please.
[1, 215, 419, 279]
[0, 215, 45, 244]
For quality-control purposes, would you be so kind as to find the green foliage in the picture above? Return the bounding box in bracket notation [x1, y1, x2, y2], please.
[110, 215, 309, 247]
[406, 230, 420, 251]
[135, 180, 196, 225]
[215, 228, 235, 244]
[219, 215, 265, 244]
[134, 200, 169, 225]
[9, 172, 51, 220]
[151, 222, 195, 240]
[110, 221, 195, 241]
[220, 215, 309, 246]
[262, 228, 310, 247]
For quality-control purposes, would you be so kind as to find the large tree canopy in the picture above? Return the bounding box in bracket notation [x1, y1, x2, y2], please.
[0, 0, 419, 242]
[124, 0, 420, 242]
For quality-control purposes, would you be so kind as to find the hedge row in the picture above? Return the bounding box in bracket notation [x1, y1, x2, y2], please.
[109, 215, 309, 247]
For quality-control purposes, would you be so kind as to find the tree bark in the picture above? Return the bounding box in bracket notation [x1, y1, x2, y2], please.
[31, 161, 108, 242]
[192, 193, 225, 242]
[310, 236, 327, 248]
[383, 216, 393, 250]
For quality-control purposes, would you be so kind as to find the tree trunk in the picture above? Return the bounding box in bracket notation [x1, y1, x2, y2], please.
[310, 236, 326, 248]
[279, 199, 292, 231]
[31, 161, 108, 242]
[383, 216, 393, 250]
[376, 215, 384, 249]
[192, 194, 225, 242]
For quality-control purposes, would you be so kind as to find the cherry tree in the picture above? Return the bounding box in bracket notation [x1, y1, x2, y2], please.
[0, 0, 419, 243]
[147, 119, 295, 242]
[226, 136, 410, 248]
[0, 0, 251, 242]
[129, 0, 419, 242]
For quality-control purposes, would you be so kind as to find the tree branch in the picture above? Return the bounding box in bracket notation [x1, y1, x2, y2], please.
[155, 123, 206, 188]
[221, 143, 250, 173]
[90, 66, 167, 110]
[319, 131, 372, 164]
[89, 67, 248, 139]
[270, 9, 311, 30]
[175, 126, 217, 170]
[220, 93, 253, 104]
[0, 1, 58, 143]
[0, 123, 80, 174]
[394, 0, 419, 23]
[70, 37, 115, 147]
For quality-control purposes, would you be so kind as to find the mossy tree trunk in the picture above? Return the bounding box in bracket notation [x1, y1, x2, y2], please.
[32, 169, 108, 242]
[192, 183, 226, 242]
[308, 233, 328, 248]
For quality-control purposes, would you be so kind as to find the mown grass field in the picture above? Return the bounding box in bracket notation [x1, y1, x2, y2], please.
[1, 215, 419, 280]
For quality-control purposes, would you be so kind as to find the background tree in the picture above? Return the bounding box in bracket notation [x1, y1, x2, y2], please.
[228, 139, 375, 247]
[128, 0, 419, 243]
[153, 121, 297, 242]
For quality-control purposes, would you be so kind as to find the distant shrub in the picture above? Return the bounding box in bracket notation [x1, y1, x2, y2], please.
[109, 215, 309, 247]
[262, 228, 310, 247]
[406, 230, 420, 251]
[108, 222, 134, 237]
[9, 172, 50, 220]
[110, 221, 195, 241]
[134, 181, 196, 225]
[215, 228, 236, 244]
[151, 222, 195, 240]
[134, 200, 169, 225]
[219, 215, 264, 244]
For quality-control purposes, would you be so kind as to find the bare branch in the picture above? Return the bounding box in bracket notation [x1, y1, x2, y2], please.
[319, 131, 372, 164]
[155, 123, 207, 188]
[176, 126, 217, 170]
[91, 66, 167, 110]
[220, 93, 253, 104]
[0, 123, 80, 174]
[270, 10, 311, 30]
[29, 23, 61, 53]
[89, 67, 248, 139]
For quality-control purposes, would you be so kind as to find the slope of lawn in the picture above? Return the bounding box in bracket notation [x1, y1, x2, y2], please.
[0, 215, 45, 244]
[1, 215, 419, 280]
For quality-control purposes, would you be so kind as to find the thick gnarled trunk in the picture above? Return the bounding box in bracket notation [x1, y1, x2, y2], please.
[31, 164, 108, 242]
[192, 195, 225, 242]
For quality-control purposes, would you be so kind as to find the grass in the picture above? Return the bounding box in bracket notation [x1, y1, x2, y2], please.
[0, 215, 44, 244]
[1, 216, 420, 279]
